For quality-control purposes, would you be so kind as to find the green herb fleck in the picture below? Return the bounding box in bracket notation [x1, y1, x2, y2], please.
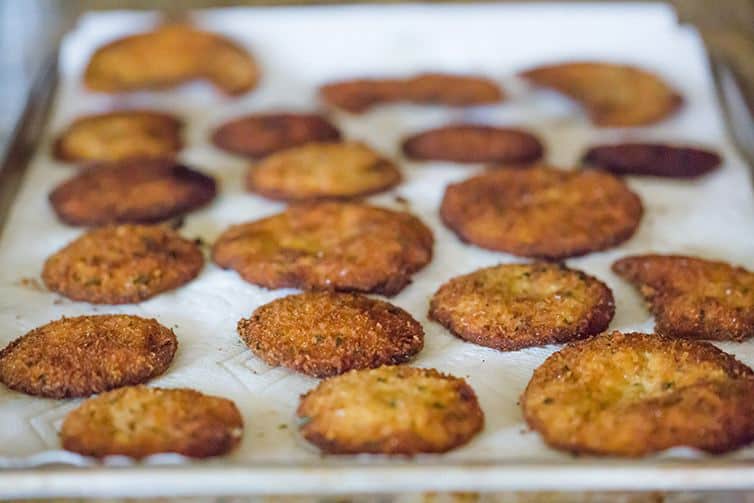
[132, 274, 151, 285]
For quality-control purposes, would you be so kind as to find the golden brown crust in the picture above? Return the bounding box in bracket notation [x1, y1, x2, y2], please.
[405, 73, 505, 106]
[246, 142, 402, 201]
[429, 263, 614, 351]
[212, 202, 433, 296]
[297, 366, 484, 455]
[49, 158, 216, 226]
[402, 124, 543, 164]
[521, 62, 682, 127]
[211, 113, 341, 159]
[440, 165, 643, 259]
[84, 25, 259, 95]
[42, 225, 204, 304]
[612, 255, 754, 342]
[53, 110, 182, 163]
[238, 292, 423, 377]
[0, 315, 176, 398]
[61, 386, 243, 458]
[582, 143, 722, 178]
[521, 331, 754, 456]
[320, 73, 504, 113]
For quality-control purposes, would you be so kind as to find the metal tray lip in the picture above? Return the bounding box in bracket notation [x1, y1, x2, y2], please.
[3, 3, 754, 497]
[0, 53, 59, 244]
[5, 461, 754, 497]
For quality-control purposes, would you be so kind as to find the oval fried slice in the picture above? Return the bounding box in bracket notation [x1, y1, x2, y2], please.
[522, 331, 754, 456]
[211, 113, 341, 159]
[84, 25, 259, 95]
[212, 202, 433, 296]
[320, 78, 403, 114]
[0, 315, 176, 398]
[297, 366, 483, 455]
[61, 386, 243, 459]
[42, 224, 204, 304]
[246, 142, 401, 201]
[320, 73, 503, 113]
[238, 292, 424, 377]
[53, 110, 182, 163]
[404, 73, 505, 106]
[402, 124, 543, 164]
[521, 62, 682, 127]
[583, 143, 722, 178]
[613, 254, 754, 342]
[429, 263, 614, 351]
[440, 165, 643, 259]
[49, 158, 216, 226]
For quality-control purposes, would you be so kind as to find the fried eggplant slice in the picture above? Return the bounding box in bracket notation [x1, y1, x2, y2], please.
[238, 292, 423, 377]
[53, 110, 182, 163]
[582, 143, 721, 178]
[320, 73, 503, 113]
[0, 315, 176, 398]
[61, 386, 243, 458]
[42, 224, 204, 304]
[440, 165, 643, 259]
[522, 331, 754, 456]
[84, 25, 259, 95]
[49, 158, 216, 226]
[297, 366, 483, 454]
[402, 124, 543, 164]
[246, 141, 401, 201]
[521, 62, 682, 127]
[211, 113, 341, 159]
[429, 263, 614, 351]
[613, 254, 754, 341]
[212, 202, 433, 296]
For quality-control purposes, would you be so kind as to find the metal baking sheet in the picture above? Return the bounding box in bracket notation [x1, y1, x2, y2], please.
[2, 3, 754, 498]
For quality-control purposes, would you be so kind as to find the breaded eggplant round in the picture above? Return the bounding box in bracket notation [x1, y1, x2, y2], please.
[49, 158, 216, 226]
[613, 254, 754, 342]
[211, 112, 341, 159]
[297, 366, 483, 455]
[84, 25, 259, 95]
[402, 124, 543, 164]
[429, 263, 614, 351]
[61, 386, 243, 459]
[521, 331, 754, 456]
[320, 73, 504, 113]
[0, 315, 176, 398]
[520, 62, 682, 127]
[405, 73, 505, 107]
[238, 292, 424, 377]
[440, 165, 643, 259]
[53, 110, 182, 163]
[42, 224, 204, 304]
[212, 202, 433, 296]
[320, 77, 402, 114]
[582, 143, 722, 178]
[246, 141, 401, 201]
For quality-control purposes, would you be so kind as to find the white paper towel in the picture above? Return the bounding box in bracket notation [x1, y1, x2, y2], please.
[0, 3, 753, 472]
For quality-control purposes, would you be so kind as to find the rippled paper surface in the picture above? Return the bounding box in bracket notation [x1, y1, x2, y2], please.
[0, 2, 753, 473]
